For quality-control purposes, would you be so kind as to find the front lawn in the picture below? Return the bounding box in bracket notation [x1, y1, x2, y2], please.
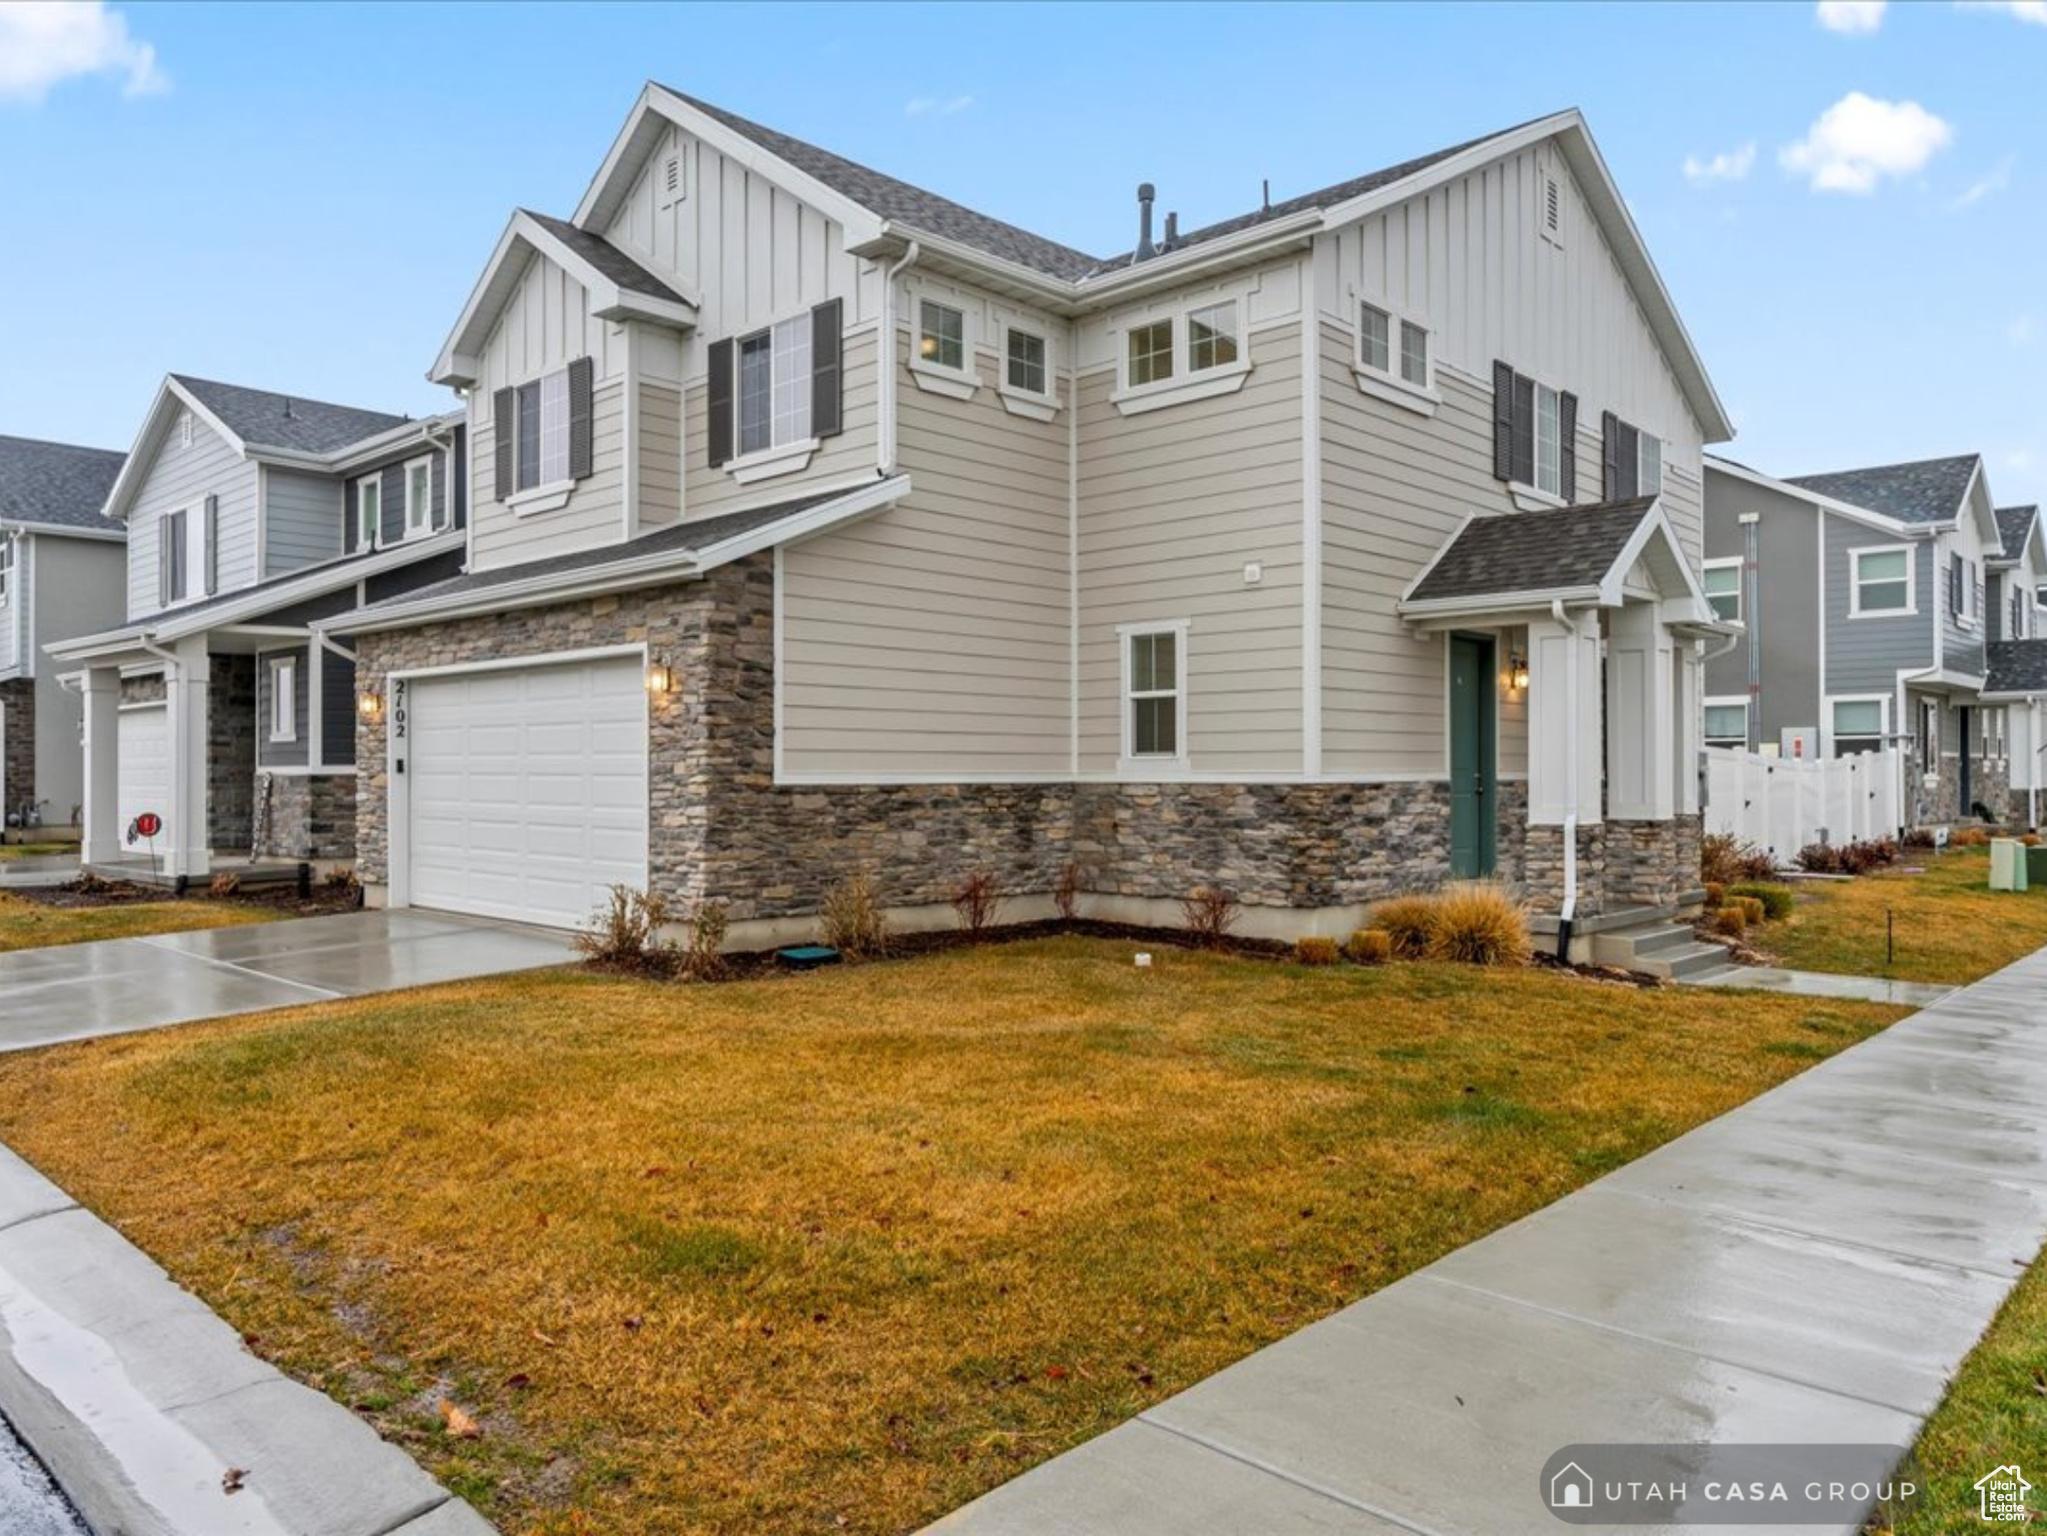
[0, 842, 75, 861]
[0, 891, 274, 952]
[0, 938, 1907, 1535]
[1758, 848, 2047, 985]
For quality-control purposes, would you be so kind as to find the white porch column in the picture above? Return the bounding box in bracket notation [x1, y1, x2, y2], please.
[1605, 601, 1675, 821]
[1675, 643, 1703, 816]
[1526, 613, 1602, 826]
[165, 634, 211, 880]
[80, 665, 121, 865]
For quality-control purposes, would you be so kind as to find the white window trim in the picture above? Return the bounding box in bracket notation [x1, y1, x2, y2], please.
[355, 473, 383, 549]
[1702, 557, 1743, 624]
[269, 657, 297, 744]
[1117, 618, 1191, 774]
[1503, 374, 1567, 506]
[0, 535, 13, 609]
[505, 480, 575, 517]
[1848, 542, 1917, 618]
[1111, 297, 1252, 415]
[1703, 695, 1749, 747]
[731, 309, 821, 460]
[909, 296, 978, 399]
[1823, 693, 1888, 757]
[1352, 299, 1439, 416]
[997, 318, 1058, 421]
[1919, 699, 1941, 782]
[161, 503, 202, 607]
[725, 438, 821, 485]
[401, 455, 433, 539]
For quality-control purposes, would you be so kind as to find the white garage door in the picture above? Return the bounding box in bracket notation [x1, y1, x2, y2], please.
[405, 656, 648, 930]
[117, 704, 171, 850]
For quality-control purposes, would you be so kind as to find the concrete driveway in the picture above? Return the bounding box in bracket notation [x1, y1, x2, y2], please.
[0, 910, 577, 1052]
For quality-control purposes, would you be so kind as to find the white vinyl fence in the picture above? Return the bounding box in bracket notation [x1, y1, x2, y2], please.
[1703, 746, 1902, 864]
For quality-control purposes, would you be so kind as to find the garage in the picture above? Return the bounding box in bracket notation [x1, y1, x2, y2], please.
[116, 703, 170, 852]
[402, 654, 648, 930]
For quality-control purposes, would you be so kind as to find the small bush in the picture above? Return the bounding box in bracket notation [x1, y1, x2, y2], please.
[1711, 906, 1747, 939]
[1737, 848, 1778, 881]
[949, 870, 1003, 938]
[1703, 832, 1775, 885]
[1424, 883, 1531, 967]
[1952, 826, 1991, 849]
[681, 901, 729, 982]
[575, 885, 676, 974]
[1795, 838, 1899, 876]
[1703, 881, 1726, 910]
[820, 872, 888, 959]
[1179, 885, 1241, 949]
[1727, 882, 1794, 921]
[2024, 833, 2042, 848]
[323, 865, 360, 893]
[1294, 936, 1340, 966]
[1734, 895, 1767, 927]
[1902, 828, 1938, 849]
[1368, 894, 1440, 960]
[1344, 929, 1393, 965]
[209, 871, 241, 898]
[1052, 861, 1082, 922]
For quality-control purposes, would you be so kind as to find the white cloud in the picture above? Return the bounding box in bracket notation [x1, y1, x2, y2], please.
[1817, 1, 1888, 32]
[2010, 313, 2036, 346]
[0, 1, 164, 104]
[1683, 142, 1758, 185]
[1958, 1, 2047, 24]
[1953, 155, 2016, 209]
[2005, 447, 2035, 473]
[1778, 92, 1954, 193]
[905, 94, 973, 118]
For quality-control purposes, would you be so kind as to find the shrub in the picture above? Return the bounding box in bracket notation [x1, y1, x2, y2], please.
[1796, 838, 1898, 876]
[1736, 847, 1778, 881]
[1700, 832, 1749, 887]
[1734, 895, 1767, 927]
[1424, 882, 1531, 967]
[1711, 906, 1747, 939]
[1703, 881, 1726, 910]
[1727, 882, 1794, 921]
[1368, 894, 1440, 960]
[1052, 861, 1082, 922]
[2025, 833, 2042, 848]
[1294, 936, 1340, 966]
[681, 901, 729, 982]
[1952, 827, 1990, 849]
[575, 885, 676, 974]
[1902, 828, 1938, 849]
[820, 872, 889, 959]
[1179, 885, 1241, 949]
[208, 871, 241, 898]
[949, 870, 1003, 938]
[1344, 929, 1393, 965]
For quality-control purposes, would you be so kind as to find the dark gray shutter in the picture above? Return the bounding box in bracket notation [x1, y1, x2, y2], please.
[1615, 422, 1640, 500]
[567, 356, 595, 480]
[492, 387, 514, 499]
[203, 494, 219, 595]
[343, 481, 358, 554]
[707, 338, 735, 468]
[1558, 392, 1578, 504]
[1600, 412, 1620, 500]
[1509, 374, 1535, 487]
[810, 299, 843, 439]
[382, 465, 404, 546]
[1491, 361, 1515, 481]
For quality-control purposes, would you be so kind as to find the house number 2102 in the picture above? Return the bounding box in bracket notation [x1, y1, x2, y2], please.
[392, 678, 408, 742]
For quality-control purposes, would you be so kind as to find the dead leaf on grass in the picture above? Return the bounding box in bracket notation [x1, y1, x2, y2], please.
[222, 1467, 248, 1495]
[438, 1399, 482, 1439]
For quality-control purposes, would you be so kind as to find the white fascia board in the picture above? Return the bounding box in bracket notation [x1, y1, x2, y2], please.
[431, 217, 532, 388]
[250, 411, 465, 476]
[1704, 455, 1925, 539]
[1398, 585, 1604, 622]
[0, 520, 123, 543]
[100, 376, 248, 524]
[688, 473, 910, 570]
[1599, 500, 1708, 609]
[147, 532, 463, 645]
[44, 625, 155, 665]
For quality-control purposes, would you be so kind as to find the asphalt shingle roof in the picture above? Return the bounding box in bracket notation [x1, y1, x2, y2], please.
[1784, 455, 1980, 526]
[0, 435, 124, 534]
[1987, 639, 2047, 696]
[1996, 505, 2038, 563]
[523, 210, 687, 304]
[1408, 499, 1658, 604]
[173, 375, 413, 456]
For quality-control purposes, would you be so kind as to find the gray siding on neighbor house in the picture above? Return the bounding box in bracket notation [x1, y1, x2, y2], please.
[1702, 472, 1822, 740]
[342, 447, 451, 555]
[1823, 511, 1932, 696]
[127, 416, 259, 620]
[263, 469, 344, 577]
[321, 645, 354, 768]
[256, 645, 309, 768]
[1939, 541, 1988, 679]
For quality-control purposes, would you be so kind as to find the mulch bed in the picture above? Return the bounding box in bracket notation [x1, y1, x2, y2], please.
[13, 875, 364, 920]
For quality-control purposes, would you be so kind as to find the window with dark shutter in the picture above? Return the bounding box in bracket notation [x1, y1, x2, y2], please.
[810, 299, 843, 440]
[1613, 421, 1640, 501]
[203, 494, 219, 595]
[1600, 412, 1621, 501]
[1510, 374, 1535, 487]
[707, 337, 735, 468]
[567, 356, 595, 480]
[1491, 361, 1515, 481]
[343, 482, 358, 555]
[492, 387, 514, 502]
[1558, 392, 1578, 503]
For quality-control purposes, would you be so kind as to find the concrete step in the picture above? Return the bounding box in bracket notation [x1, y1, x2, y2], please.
[1627, 924, 1705, 958]
[1659, 943, 1740, 981]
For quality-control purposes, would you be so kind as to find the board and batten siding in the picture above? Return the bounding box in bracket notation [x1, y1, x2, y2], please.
[125, 416, 258, 621]
[779, 333, 1070, 776]
[1823, 512, 1931, 697]
[681, 330, 880, 523]
[255, 645, 309, 769]
[1076, 322, 1306, 776]
[264, 469, 344, 576]
[1701, 470, 1822, 739]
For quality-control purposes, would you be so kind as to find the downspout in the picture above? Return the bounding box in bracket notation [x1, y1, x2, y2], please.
[876, 240, 921, 476]
[1740, 512, 1761, 751]
[1551, 598, 1585, 961]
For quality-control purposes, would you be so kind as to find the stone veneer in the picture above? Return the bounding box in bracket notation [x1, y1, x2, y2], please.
[1912, 695, 2016, 827]
[353, 553, 1690, 929]
[254, 771, 357, 862]
[0, 677, 33, 821]
[208, 656, 256, 856]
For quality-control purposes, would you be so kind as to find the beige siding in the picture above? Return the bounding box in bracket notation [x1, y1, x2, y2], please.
[780, 335, 1071, 775]
[680, 331, 880, 521]
[126, 415, 257, 621]
[1077, 324, 1305, 776]
[470, 378, 627, 570]
[640, 379, 682, 527]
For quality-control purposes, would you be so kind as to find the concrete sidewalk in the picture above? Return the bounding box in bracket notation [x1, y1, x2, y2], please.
[0, 910, 576, 1052]
[929, 947, 2047, 1535]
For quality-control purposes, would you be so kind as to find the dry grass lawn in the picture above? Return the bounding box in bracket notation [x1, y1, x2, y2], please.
[1760, 848, 2047, 985]
[0, 842, 74, 861]
[0, 939, 1909, 1535]
[0, 891, 275, 952]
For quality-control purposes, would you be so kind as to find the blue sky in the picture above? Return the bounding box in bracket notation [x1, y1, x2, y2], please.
[3, 0, 2045, 500]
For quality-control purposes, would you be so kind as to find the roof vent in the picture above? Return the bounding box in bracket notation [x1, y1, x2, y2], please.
[1162, 211, 1178, 253]
[1135, 183, 1156, 262]
[1262, 178, 1271, 215]
[282, 398, 295, 420]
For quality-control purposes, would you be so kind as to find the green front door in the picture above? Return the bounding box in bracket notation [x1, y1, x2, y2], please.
[1449, 634, 1498, 879]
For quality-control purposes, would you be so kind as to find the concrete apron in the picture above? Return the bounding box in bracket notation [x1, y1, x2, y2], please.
[0, 1144, 496, 1536]
[926, 944, 2047, 1536]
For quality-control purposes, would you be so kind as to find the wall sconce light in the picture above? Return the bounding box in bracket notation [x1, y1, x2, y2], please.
[1507, 651, 1530, 694]
[646, 657, 675, 695]
[357, 689, 384, 721]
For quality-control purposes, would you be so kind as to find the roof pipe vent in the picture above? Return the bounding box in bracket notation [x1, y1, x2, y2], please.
[282, 398, 295, 420]
[1162, 212, 1178, 253]
[1135, 183, 1156, 261]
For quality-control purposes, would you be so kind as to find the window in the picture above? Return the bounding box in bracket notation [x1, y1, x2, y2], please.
[2012, 587, 2027, 640]
[1534, 383, 1562, 496]
[1832, 699, 1885, 756]
[161, 508, 189, 604]
[917, 300, 965, 373]
[1851, 546, 1912, 616]
[737, 314, 813, 455]
[1123, 625, 1186, 764]
[1359, 304, 1390, 373]
[1399, 321, 1429, 388]
[404, 457, 432, 537]
[1949, 553, 1977, 627]
[1492, 365, 1575, 501]
[1187, 303, 1239, 373]
[1704, 701, 1748, 748]
[1005, 327, 1048, 397]
[1638, 433, 1663, 497]
[1127, 319, 1174, 387]
[356, 474, 381, 550]
[1703, 559, 1742, 623]
[0, 536, 12, 607]
[1920, 700, 1940, 774]
[268, 657, 296, 743]
[510, 366, 572, 492]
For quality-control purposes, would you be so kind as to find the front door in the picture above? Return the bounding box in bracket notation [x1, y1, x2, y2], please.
[1449, 634, 1498, 879]
[1958, 704, 1973, 818]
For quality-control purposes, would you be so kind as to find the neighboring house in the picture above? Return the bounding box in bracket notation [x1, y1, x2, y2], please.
[46, 376, 466, 879]
[327, 84, 1732, 948]
[1985, 504, 2047, 827]
[1703, 452, 2028, 827]
[0, 435, 127, 832]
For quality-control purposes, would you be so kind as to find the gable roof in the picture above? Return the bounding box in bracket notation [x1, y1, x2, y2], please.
[521, 210, 687, 303]
[1994, 504, 2039, 565]
[1406, 499, 1660, 605]
[0, 435, 125, 536]
[1785, 455, 1981, 527]
[1985, 639, 2047, 698]
[171, 375, 411, 456]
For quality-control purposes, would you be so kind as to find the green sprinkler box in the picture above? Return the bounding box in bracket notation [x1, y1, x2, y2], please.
[2030, 845, 2047, 889]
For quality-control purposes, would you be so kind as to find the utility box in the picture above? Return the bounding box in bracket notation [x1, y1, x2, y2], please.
[1990, 839, 2029, 892]
[2029, 845, 2047, 889]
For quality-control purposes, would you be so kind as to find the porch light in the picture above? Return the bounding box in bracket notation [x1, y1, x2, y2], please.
[1507, 651, 1531, 694]
[357, 689, 384, 721]
[646, 657, 675, 695]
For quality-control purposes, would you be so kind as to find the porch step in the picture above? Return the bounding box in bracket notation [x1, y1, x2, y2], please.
[1588, 913, 1731, 980]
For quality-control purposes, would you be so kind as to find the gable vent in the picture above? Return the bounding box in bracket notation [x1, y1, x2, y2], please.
[179, 412, 194, 448]
[659, 150, 685, 208]
[1543, 175, 1561, 240]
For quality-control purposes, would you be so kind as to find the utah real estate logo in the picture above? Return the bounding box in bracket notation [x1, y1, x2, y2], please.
[1975, 1464, 2030, 1522]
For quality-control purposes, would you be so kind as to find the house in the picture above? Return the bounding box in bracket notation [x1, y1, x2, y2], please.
[0, 435, 127, 833]
[1985, 503, 2047, 827]
[1703, 452, 2033, 828]
[325, 85, 1733, 950]
[46, 375, 467, 879]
